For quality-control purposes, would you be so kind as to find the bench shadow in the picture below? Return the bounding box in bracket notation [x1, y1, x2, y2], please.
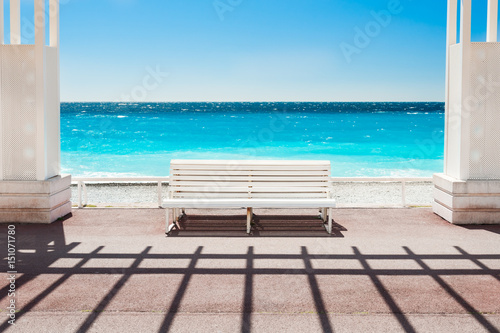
[168, 214, 346, 238]
[1, 219, 500, 333]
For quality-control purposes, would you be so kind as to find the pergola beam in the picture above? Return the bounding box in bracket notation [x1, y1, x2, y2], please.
[460, 0, 472, 44]
[487, 0, 498, 42]
[35, 0, 45, 180]
[0, 0, 4, 44]
[10, 0, 20, 44]
[50, 0, 59, 47]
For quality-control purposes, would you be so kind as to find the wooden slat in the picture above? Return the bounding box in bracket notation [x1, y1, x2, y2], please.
[171, 193, 329, 199]
[173, 193, 253, 198]
[171, 170, 330, 176]
[249, 188, 328, 192]
[172, 187, 328, 193]
[171, 187, 249, 192]
[163, 198, 336, 209]
[168, 160, 332, 202]
[171, 165, 330, 171]
[170, 176, 329, 182]
[171, 159, 330, 166]
[170, 181, 330, 187]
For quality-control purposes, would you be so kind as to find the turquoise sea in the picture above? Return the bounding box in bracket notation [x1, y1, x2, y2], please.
[61, 102, 445, 177]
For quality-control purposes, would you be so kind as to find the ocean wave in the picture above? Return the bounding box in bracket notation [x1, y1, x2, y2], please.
[60, 102, 445, 177]
[67, 171, 146, 178]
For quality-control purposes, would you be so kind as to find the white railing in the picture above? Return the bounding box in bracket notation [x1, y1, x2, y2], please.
[72, 177, 433, 209]
[72, 177, 170, 208]
[330, 177, 432, 207]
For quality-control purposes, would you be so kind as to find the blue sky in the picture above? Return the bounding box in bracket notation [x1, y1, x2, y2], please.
[6, 0, 498, 102]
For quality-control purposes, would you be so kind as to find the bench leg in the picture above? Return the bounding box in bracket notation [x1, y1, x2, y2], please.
[174, 208, 186, 222]
[327, 208, 333, 234]
[321, 208, 327, 222]
[166, 208, 179, 234]
[165, 208, 170, 234]
[246, 207, 253, 234]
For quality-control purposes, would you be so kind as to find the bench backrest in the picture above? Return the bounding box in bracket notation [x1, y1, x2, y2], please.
[169, 160, 332, 199]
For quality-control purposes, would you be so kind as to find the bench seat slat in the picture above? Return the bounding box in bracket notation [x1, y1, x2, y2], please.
[172, 193, 330, 198]
[172, 159, 331, 166]
[171, 187, 331, 193]
[163, 198, 336, 209]
[171, 176, 330, 182]
[171, 165, 330, 171]
[170, 181, 331, 187]
[171, 170, 330, 176]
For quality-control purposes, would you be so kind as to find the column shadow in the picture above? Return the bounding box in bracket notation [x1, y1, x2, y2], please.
[1, 223, 499, 333]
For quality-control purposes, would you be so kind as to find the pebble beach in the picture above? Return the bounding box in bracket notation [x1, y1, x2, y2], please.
[70, 181, 434, 208]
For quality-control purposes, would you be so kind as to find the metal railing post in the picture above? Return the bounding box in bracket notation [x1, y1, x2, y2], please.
[78, 181, 82, 208]
[401, 181, 407, 207]
[158, 181, 163, 208]
[70, 177, 429, 208]
[83, 183, 88, 206]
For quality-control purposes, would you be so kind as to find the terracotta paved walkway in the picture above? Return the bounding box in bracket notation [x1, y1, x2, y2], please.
[0, 208, 499, 332]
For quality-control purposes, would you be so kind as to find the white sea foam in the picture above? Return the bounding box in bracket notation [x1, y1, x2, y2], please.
[70, 171, 145, 178]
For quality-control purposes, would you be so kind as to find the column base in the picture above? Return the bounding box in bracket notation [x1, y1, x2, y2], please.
[433, 173, 500, 225]
[0, 175, 72, 224]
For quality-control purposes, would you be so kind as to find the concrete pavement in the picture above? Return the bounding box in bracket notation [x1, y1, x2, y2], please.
[0, 208, 499, 332]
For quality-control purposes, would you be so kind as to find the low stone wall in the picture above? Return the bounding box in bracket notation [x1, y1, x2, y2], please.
[0, 175, 72, 223]
[433, 173, 500, 224]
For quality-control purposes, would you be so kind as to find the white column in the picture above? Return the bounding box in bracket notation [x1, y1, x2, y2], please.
[487, 0, 498, 42]
[0, 0, 71, 223]
[50, 0, 59, 47]
[459, 0, 472, 180]
[434, 0, 500, 225]
[0, 0, 4, 44]
[447, 0, 458, 47]
[50, 0, 61, 176]
[10, 0, 20, 44]
[460, 0, 472, 44]
[444, 0, 458, 174]
[35, 0, 46, 180]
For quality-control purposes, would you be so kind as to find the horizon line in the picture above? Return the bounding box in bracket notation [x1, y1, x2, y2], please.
[60, 100, 446, 103]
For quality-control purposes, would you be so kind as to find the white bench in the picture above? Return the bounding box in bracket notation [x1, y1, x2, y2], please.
[162, 160, 336, 234]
